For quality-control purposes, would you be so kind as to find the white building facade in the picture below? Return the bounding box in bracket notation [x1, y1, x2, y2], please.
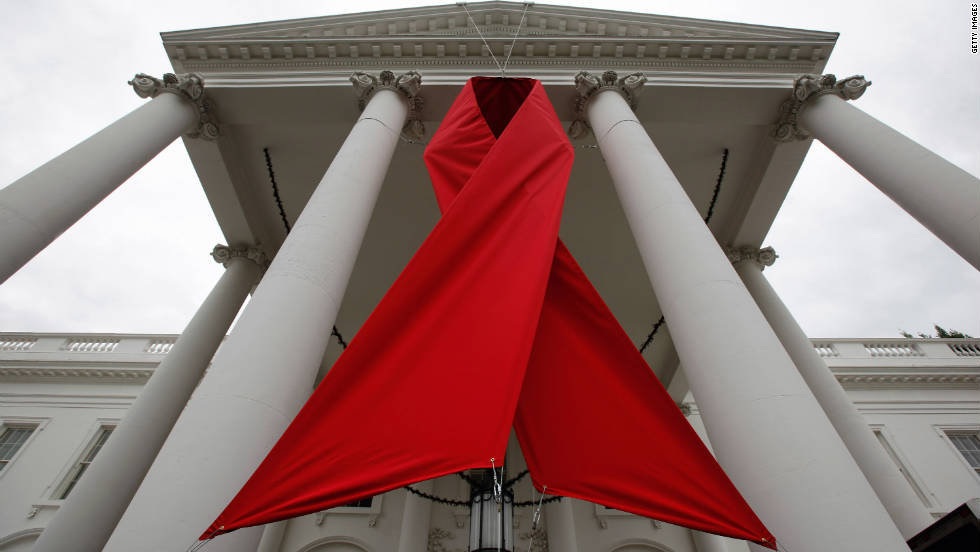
[1, 334, 978, 552]
[0, 3, 978, 551]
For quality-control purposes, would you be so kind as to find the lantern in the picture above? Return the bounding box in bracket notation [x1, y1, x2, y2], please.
[469, 488, 513, 552]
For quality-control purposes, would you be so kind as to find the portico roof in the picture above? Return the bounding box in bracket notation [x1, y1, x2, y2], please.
[161, 2, 838, 372]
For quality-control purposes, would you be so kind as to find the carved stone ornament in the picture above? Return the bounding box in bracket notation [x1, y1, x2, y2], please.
[128, 72, 219, 141]
[568, 70, 647, 139]
[773, 73, 871, 142]
[427, 527, 464, 552]
[725, 245, 778, 269]
[518, 525, 550, 552]
[210, 244, 268, 268]
[350, 70, 425, 142]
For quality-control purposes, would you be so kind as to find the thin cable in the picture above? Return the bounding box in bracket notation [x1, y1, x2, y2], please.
[490, 457, 502, 502]
[501, 2, 530, 76]
[461, 3, 503, 74]
[526, 485, 547, 552]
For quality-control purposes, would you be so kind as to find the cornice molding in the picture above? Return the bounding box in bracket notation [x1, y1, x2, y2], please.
[0, 366, 154, 380]
[162, 5, 835, 79]
[833, 368, 979, 390]
[773, 73, 870, 142]
[129, 72, 220, 141]
[161, 3, 838, 43]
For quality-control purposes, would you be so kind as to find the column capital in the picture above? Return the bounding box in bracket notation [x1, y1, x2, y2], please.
[773, 73, 871, 142]
[350, 70, 425, 141]
[725, 245, 778, 270]
[129, 73, 219, 141]
[210, 244, 267, 268]
[569, 70, 646, 139]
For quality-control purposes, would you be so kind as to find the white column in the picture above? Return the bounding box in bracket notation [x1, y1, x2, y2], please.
[778, 74, 980, 270]
[31, 246, 262, 552]
[692, 531, 731, 552]
[396, 481, 433, 552]
[256, 521, 288, 552]
[730, 246, 934, 538]
[0, 73, 212, 284]
[576, 71, 909, 551]
[544, 498, 579, 552]
[104, 71, 422, 552]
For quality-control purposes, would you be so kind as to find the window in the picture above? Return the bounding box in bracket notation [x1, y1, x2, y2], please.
[872, 427, 932, 507]
[339, 497, 374, 508]
[0, 426, 35, 473]
[947, 432, 980, 475]
[57, 426, 114, 499]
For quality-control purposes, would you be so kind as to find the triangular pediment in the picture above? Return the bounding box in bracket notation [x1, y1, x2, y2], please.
[161, 1, 836, 84]
[164, 1, 834, 42]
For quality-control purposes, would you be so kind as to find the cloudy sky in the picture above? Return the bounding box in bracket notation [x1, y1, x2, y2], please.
[0, 0, 977, 339]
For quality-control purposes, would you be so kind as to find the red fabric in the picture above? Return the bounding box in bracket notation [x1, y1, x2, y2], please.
[203, 78, 775, 550]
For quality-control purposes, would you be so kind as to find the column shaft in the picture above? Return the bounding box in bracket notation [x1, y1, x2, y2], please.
[587, 87, 909, 551]
[800, 93, 980, 269]
[30, 255, 260, 552]
[544, 498, 579, 552]
[256, 521, 288, 552]
[692, 531, 731, 552]
[104, 88, 409, 552]
[0, 92, 197, 284]
[396, 482, 433, 552]
[735, 260, 933, 538]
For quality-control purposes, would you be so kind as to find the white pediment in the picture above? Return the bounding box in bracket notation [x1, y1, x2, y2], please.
[161, 2, 836, 85]
[163, 1, 835, 44]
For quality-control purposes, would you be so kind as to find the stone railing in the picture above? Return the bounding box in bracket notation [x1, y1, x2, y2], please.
[2, 333, 978, 360]
[0, 333, 178, 355]
[810, 338, 980, 360]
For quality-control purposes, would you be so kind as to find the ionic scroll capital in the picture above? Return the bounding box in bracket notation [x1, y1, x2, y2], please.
[129, 72, 219, 141]
[569, 70, 647, 139]
[725, 245, 778, 270]
[350, 70, 425, 141]
[210, 244, 268, 268]
[773, 73, 871, 142]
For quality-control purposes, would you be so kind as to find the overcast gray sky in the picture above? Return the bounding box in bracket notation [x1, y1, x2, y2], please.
[0, 0, 977, 338]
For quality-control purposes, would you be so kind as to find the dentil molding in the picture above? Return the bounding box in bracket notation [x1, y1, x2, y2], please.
[569, 70, 645, 139]
[773, 73, 871, 142]
[129, 72, 220, 141]
[350, 70, 425, 141]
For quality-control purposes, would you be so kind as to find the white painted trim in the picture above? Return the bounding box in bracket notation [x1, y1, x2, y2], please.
[45, 418, 119, 500]
[933, 424, 980, 485]
[313, 494, 384, 529]
[0, 416, 49, 482]
[0, 527, 43, 547]
[869, 424, 934, 508]
[607, 537, 677, 552]
[294, 534, 373, 552]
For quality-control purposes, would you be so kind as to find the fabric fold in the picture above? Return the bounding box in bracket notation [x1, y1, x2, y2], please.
[203, 77, 776, 550]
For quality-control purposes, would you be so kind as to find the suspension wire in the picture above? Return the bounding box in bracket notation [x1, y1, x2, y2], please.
[460, 3, 504, 75]
[526, 485, 548, 552]
[501, 2, 530, 76]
